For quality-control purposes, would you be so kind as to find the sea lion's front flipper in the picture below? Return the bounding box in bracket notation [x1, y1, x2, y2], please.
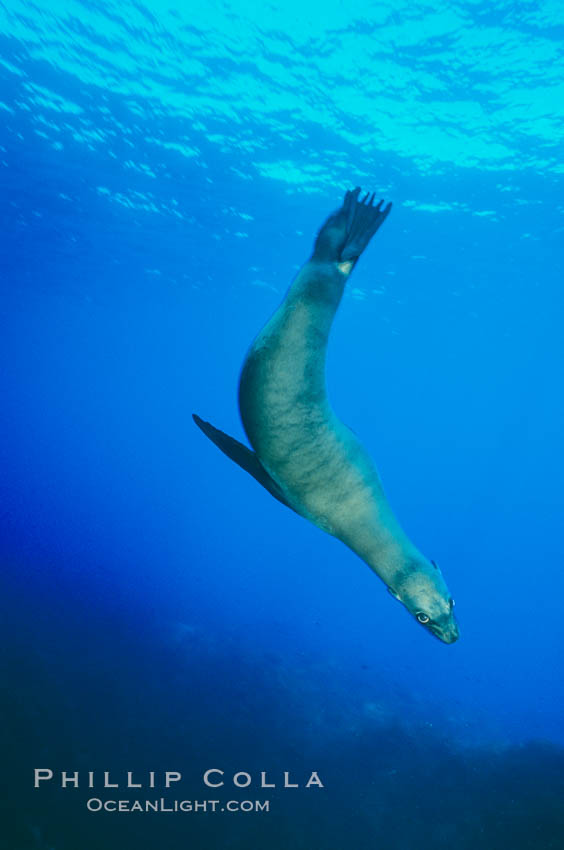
[192, 414, 295, 511]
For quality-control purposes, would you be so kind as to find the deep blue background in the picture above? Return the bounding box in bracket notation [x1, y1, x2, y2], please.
[1, 2, 564, 847]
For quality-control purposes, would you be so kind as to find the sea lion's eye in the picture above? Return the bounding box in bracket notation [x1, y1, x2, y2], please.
[449, 598, 455, 609]
[431, 559, 439, 570]
[416, 612, 430, 624]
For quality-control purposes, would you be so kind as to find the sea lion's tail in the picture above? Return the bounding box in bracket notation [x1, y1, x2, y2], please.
[312, 187, 392, 265]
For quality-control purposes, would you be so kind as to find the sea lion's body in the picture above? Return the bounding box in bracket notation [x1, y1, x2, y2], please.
[238, 262, 419, 579]
[194, 189, 459, 643]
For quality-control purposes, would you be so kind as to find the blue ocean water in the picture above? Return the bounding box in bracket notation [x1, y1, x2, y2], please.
[1, 1, 564, 847]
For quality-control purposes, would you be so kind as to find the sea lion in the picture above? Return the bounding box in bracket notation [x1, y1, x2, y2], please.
[194, 187, 459, 644]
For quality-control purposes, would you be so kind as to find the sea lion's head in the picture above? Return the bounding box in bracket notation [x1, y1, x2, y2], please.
[388, 559, 459, 644]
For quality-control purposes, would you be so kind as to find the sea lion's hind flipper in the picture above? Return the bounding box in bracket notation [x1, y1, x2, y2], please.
[192, 414, 295, 511]
[340, 187, 392, 263]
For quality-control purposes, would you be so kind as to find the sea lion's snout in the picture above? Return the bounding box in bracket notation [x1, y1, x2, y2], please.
[414, 612, 459, 644]
[394, 567, 460, 644]
[422, 605, 460, 644]
[433, 620, 460, 644]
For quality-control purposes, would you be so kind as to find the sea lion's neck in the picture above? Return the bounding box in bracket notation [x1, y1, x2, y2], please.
[352, 532, 427, 589]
